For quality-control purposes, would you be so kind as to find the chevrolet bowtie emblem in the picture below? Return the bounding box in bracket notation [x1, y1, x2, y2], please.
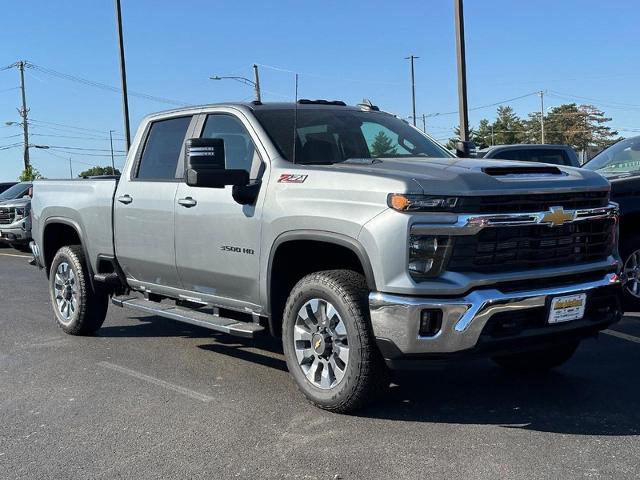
[540, 206, 575, 227]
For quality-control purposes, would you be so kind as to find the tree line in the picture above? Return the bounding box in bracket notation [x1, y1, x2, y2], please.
[447, 103, 622, 151]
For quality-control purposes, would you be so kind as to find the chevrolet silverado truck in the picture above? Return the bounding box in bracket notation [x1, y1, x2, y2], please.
[30, 101, 623, 412]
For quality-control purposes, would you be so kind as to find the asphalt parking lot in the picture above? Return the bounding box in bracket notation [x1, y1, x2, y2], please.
[1, 251, 639, 480]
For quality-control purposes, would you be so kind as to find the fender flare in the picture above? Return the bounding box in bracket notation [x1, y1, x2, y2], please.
[42, 216, 95, 288]
[266, 230, 377, 314]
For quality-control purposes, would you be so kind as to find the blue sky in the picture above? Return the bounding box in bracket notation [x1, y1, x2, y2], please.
[1, 0, 638, 181]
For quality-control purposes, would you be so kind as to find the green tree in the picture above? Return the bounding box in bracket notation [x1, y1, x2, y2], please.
[446, 126, 477, 151]
[19, 165, 43, 181]
[492, 106, 526, 144]
[473, 119, 493, 149]
[370, 131, 397, 157]
[78, 166, 121, 177]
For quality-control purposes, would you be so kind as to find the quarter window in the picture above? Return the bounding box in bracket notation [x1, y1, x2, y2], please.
[137, 116, 192, 180]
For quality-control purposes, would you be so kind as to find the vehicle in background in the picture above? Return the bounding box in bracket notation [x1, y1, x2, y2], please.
[0, 182, 31, 202]
[0, 182, 32, 250]
[0, 182, 18, 194]
[584, 136, 640, 309]
[30, 101, 622, 412]
[477, 144, 580, 167]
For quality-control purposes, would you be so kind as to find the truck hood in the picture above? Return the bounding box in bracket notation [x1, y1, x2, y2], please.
[330, 157, 610, 195]
[0, 197, 30, 209]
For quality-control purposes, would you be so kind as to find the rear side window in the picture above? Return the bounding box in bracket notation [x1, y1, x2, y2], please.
[493, 148, 571, 166]
[136, 116, 191, 180]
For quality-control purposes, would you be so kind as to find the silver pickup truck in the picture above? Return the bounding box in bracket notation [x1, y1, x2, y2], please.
[30, 100, 623, 412]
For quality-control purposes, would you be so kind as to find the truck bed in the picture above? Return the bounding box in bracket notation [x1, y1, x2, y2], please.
[31, 178, 117, 273]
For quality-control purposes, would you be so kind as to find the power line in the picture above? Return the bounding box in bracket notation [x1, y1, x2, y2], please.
[30, 118, 123, 136]
[26, 62, 190, 107]
[425, 92, 540, 118]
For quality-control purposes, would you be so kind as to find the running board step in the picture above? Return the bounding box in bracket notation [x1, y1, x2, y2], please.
[111, 295, 265, 339]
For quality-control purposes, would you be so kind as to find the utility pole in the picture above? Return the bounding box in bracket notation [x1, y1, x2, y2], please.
[17, 61, 30, 172]
[114, 0, 131, 151]
[491, 124, 495, 145]
[454, 0, 471, 156]
[69, 158, 73, 178]
[252, 64, 262, 103]
[422, 114, 426, 133]
[539, 90, 545, 144]
[405, 55, 419, 126]
[109, 130, 116, 172]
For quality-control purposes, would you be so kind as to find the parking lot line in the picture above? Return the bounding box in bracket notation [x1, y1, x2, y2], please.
[0, 252, 31, 259]
[603, 329, 640, 344]
[97, 361, 215, 403]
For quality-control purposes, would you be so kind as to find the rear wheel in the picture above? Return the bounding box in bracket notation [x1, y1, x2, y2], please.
[49, 245, 108, 335]
[282, 270, 388, 413]
[492, 341, 580, 373]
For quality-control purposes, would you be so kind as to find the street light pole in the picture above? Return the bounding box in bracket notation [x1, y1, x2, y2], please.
[405, 55, 419, 126]
[539, 90, 545, 144]
[69, 158, 73, 179]
[109, 130, 116, 172]
[17, 61, 30, 172]
[252, 64, 262, 103]
[114, 0, 131, 151]
[454, 0, 470, 154]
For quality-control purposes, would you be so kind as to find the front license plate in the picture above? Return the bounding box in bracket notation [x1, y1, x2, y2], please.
[548, 293, 587, 324]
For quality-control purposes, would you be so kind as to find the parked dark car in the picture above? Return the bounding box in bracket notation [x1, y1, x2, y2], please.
[0, 182, 18, 194]
[584, 136, 640, 309]
[477, 144, 580, 167]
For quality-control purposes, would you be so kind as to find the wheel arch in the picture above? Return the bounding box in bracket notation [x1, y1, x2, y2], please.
[265, 230, 376, 336]
[42, 217, 94, 287]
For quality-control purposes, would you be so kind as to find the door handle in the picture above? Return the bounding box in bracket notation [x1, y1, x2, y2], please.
[178, 197, 197, 208]
[117, 194, 133, 205]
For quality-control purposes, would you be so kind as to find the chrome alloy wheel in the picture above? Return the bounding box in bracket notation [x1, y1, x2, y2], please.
[53, 261, 78, 324]
[624, 249, 640, 299]
[293, 298, 350, 390]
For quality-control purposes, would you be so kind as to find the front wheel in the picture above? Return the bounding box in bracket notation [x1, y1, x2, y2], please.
[621, 237, 640, 311]
[491, 341, 580, 373]
[282, 270, 388, 413]
[49, 245, 108, 335]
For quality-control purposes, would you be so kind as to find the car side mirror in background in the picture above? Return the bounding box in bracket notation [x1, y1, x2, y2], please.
[184, 138, 249, 188]
[456, 140, 477, 158]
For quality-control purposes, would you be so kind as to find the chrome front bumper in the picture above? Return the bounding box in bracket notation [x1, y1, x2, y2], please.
[369, 272, 621, 356]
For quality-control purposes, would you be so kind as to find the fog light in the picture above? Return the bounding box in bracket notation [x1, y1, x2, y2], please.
[408, 258, 434, 275]
[419, 309, 442, 337]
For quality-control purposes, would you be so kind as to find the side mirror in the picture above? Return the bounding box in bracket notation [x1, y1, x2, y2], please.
[184, 138, 249, 188]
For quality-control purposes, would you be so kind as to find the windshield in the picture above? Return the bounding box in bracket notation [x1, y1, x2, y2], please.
[0, 182, 30, 201]
[584, 136, 640, 174]
[253, 107, 452, 164]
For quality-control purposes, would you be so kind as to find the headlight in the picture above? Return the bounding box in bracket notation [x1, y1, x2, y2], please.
[14, 208, 25, 220]
[408, 235, 452, 279]
[389, 194, 458, 212]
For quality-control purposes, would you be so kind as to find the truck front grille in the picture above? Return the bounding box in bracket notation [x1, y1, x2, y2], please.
[455, 191, 608, 213]
[0, 207, 14, 225]
[448, 218, 615, 273]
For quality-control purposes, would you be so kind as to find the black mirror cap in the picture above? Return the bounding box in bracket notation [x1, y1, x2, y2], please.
[186, 168, 249, 188]
[456, 140, 476, 158]
[185, 138, 226, 170]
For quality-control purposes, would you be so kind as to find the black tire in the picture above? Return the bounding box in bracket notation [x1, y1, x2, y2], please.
[282, 270, 388, 413]
[620, 236, 640, 312]
[491, 341, 580, 373]
[49, 245, 108, 335]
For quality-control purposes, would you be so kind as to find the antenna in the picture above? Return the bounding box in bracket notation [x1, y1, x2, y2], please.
[292, 73, 298, 164]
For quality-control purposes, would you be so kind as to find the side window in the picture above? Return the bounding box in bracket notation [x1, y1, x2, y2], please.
[529, 149, 569, 166]
[136, 116, 192, 180]
[202, 114, 263, 180]
[493, 150, 529, 162]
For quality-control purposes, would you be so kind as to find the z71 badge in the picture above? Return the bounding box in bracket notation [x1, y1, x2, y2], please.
[278, 174, 308, 184]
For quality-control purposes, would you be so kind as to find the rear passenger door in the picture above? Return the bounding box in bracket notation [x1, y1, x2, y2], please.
[114, 115, 195, 292]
